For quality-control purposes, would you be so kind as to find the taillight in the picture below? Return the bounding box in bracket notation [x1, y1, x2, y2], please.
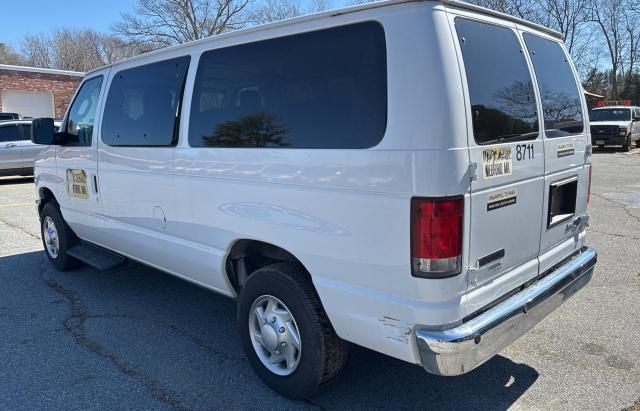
[587, 164, 592, 205]
[411, 197, 464, 278]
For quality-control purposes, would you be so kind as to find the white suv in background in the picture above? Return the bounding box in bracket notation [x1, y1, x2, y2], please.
[0, 120, 47, 176]
[589, 106, 640, 151]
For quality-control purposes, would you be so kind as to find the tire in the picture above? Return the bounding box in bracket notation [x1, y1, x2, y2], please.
[40, 202, 80, 271]
[237, 262, 348, 399]
[623, 135, 631, 152]
[636, 138, 640, 148]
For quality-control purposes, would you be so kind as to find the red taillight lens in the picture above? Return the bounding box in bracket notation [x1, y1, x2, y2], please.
[587, 164, 592, 205]
[411, 197, 463, 278]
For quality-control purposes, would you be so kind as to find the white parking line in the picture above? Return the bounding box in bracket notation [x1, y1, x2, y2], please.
[0, 202, 33, 208]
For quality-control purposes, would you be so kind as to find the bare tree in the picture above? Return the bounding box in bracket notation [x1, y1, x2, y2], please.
[469, 0, 542, 22]
[0, 43, 25, 65]
[248, 0, 301, 24]
[17, 28, 151, 72]
[306, 0, 332, 13]
[21, 34, 52, 68]
[585, 0, 629, 97]
[113, 0, 251, 47]
[623, 7, 640, 79]
[535, 0, 589, 53]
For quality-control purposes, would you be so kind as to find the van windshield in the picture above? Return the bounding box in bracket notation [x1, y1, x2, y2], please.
[455, 18, 539, 145]
[589, 109, 630, 122]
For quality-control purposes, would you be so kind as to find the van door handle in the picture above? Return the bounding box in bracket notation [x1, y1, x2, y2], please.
[5, 143, 17, 148]
[92, 174, 99, 193]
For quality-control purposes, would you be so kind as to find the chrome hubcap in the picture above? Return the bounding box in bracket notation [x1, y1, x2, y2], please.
[249, 295, 302, 376]
[43, 216, 59, 259]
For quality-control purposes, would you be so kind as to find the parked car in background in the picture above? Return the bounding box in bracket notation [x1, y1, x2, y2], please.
[589, 106, 640, 151]
[0, 119, 59, 176]
[0, 112, 22, 121]
[30, 0, 596, 399]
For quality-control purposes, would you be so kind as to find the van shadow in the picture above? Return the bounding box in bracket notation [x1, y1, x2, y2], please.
[0, 176, 34, 185]
[1, 250, 538, 410]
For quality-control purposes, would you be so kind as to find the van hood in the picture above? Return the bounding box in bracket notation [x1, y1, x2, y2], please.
[589, 121, 630, 128]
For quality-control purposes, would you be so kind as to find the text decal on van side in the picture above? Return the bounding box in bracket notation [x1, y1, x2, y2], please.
[482, 147, 512, 179]
[487, 188, 517, 211]
[557, 142, 575, 158]
[66, 169, 89, 199]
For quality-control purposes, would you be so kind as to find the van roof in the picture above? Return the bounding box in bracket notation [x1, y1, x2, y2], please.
[86, 0, 563, 76]
[592, 106, 638, 110]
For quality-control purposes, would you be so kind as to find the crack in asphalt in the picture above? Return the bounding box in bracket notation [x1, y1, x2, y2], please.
[591, 192, 640, 226]
[38, 256, 192, 411]
[84, 314, 247, 363]
[0, 216, 40, 241]
[588, 229, 640, 241]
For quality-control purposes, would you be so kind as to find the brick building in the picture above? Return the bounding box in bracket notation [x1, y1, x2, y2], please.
[0, 64, 84, 118]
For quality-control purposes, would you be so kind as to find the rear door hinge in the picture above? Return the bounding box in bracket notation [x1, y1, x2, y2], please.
[467, 267, 478, 287]
[468, 162, 478, 182]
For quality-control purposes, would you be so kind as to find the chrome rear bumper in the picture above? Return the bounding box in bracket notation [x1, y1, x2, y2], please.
[416, 247, 597, 376]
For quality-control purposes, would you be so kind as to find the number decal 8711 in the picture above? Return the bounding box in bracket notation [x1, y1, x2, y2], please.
[515, 144, 534, 161]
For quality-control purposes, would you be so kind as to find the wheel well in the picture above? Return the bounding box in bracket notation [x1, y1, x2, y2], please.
[38, 187, 57, 216]
[226, 240, 305, 292]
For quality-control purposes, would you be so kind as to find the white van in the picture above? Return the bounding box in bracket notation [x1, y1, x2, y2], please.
[31, 0, 597, 399]
[589, 105, 640, 151]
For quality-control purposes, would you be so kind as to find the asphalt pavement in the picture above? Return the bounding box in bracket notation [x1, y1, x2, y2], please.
[0, 148, 639, 410]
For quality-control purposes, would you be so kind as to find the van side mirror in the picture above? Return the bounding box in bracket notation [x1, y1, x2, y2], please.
[31, 118, 56, 144]
[31, 117, 69, 145]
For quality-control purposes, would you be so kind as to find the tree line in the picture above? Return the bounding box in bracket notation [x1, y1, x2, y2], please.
[1, 0, 638, 102]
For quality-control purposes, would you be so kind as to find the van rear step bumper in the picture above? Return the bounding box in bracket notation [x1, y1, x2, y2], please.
[415, 246, 597, 376]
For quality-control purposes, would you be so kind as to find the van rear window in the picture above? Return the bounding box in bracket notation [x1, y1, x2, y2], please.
[455, 19, 539, 145]
[188, 22, 387, 149]
[523, 34, 584, 137]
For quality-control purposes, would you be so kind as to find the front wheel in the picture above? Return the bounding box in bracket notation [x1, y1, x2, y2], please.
[40, 202, 80, 271]
[623, 135, 631, 152]
[237, 262, 348, 399]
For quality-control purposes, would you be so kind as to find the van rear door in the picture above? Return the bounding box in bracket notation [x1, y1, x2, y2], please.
[453, 17, 544, 294]
[520, 32, 590, 272]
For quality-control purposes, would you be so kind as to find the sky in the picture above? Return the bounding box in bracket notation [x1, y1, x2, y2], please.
[0, 0, 346, 47]
[1, 0, 133, 45]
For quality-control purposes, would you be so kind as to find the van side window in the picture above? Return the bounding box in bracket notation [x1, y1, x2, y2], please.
[188, 22, 387, 149]
[455, 19, 539, 145]
[523, 34, 584, 137]
[66, 76, 103, 146]
[102, 56, 190, 146]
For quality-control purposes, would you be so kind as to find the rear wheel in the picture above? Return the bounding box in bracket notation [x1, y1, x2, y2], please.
[40, 202, 80, 271]
[237, 262, 348, 399]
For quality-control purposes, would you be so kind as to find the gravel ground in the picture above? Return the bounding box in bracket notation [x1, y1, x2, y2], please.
[0, 148, 638, 410]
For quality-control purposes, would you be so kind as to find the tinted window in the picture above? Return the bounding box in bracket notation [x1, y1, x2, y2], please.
[102, 56, 190, 146]
[66, 76, 103, 146]
[524, 34, 584, 137]
[0, 113, 18, 121]
[589, 109, 630, 122]
[21, 124, 31, 141]
[189, 22, 387, 148]
[0, 125, 19, 142]
[456, 19, 539, 145]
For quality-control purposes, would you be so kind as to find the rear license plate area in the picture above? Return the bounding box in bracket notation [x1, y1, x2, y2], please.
[548, 177, 577, 228]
